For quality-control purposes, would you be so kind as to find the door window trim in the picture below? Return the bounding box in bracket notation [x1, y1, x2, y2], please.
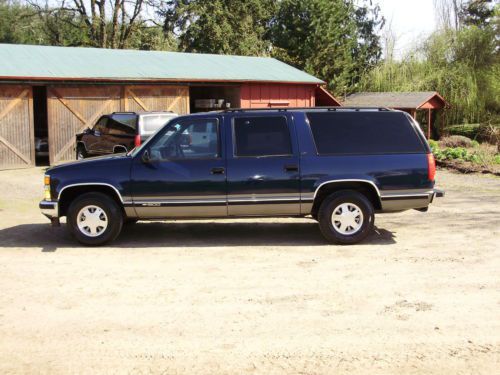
[231, 115, 294, 158]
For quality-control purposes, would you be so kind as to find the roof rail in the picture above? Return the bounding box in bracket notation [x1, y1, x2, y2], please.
[221, 106, 392, 113]
[111, 111, 137, 114]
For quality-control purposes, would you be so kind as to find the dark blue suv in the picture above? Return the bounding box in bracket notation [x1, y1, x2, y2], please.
[40, 108, 443, 245]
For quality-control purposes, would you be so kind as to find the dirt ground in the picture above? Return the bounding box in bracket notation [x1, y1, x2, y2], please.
[0, 167, 498, 374]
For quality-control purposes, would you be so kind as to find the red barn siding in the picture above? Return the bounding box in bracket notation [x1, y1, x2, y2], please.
[240, 83, 316, 108]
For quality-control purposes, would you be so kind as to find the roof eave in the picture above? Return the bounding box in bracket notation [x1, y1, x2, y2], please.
[0, 75, 323, 85]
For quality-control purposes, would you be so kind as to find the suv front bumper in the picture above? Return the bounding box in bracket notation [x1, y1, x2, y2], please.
[40, 200, 58, 219]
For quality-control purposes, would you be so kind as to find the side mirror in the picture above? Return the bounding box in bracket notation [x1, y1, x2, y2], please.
[142, 149, 151, 163]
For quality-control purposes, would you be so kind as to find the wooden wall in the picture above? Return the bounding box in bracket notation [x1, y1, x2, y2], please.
[240, 83, 316, 108]
[0, 85, 34, 169]
[47, 85, 189, 164]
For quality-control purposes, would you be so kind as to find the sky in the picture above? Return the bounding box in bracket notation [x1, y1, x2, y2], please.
[376, 0, 437, 58]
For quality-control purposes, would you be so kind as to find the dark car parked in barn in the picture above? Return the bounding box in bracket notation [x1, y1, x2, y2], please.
[42, 107, 443, 246]
[75, 111, 178, 159]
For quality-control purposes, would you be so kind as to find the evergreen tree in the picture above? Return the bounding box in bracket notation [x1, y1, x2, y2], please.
[268, 0, 383, 95]
[157, 0, 276, 55]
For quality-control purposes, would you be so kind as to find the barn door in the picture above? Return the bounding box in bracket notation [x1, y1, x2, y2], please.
[47, 86, 121, 164]
[123, 85, 189, 114]
[0, 85, 34, 169]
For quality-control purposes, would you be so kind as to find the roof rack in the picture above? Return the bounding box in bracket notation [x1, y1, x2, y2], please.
[111, 110, 175, 114]
[222, 106, 391, 113]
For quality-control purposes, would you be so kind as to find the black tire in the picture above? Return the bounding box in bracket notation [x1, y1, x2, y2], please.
[318, 190, 374, 245]
[76, 145, 87, 160]
[67, 192, 123, 246]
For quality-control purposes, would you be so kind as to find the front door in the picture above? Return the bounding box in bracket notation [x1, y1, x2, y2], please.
[130, 116, 226, 218]
[226, 113, 301, 216]
[85, 116, 109, 155]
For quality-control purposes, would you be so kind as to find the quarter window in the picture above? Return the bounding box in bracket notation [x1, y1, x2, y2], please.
[108, 114, 137, 135]
[306, 112, 425, 155]
[233, 116, 292, 157]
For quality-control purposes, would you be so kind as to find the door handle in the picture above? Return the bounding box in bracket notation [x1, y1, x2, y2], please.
[284, 164, 299, 172]
[211, 167, 225, 175]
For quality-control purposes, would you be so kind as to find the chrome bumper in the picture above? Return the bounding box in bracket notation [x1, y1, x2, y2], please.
[39, 200, 58, 219]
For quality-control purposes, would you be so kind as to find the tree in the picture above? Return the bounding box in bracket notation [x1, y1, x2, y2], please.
[434, 0, 464, 30]
[459, 0, 496, 27]
[156, 0, 276, 55]
[268, 0, 383, 95]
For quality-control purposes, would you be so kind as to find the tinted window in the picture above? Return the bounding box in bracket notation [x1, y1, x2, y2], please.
[306, 112, 425, 155]
[149, 118, 219, 160]
[108, 114, 137, 135]
[234, 116, 292, 157]
[93, 117, 108, 133]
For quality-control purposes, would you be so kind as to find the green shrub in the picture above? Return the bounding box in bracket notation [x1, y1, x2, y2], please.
[446, 124, 481, 139]
[433, 146, 480, 163]
[428, 139, 439, 153]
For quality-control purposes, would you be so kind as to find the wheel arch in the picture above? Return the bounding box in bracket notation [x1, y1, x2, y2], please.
[113, 145, 128, 154]
[58, 183, 124, 217]
[76, 141, 87, 151]
[311, 179, 382, 217]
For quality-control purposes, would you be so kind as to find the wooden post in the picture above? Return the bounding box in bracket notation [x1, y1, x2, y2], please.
[427, 108, 432, 139]
[411, 109, 416, 119]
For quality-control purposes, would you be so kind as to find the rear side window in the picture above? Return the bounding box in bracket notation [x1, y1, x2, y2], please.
[234, 116, 292, 157]
[108, 114, 137, 135]
[306, 112, 425, 155]
[141, 115, 172, 133]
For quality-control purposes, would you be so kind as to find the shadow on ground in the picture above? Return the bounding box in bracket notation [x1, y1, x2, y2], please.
[0, 221, 396, 252]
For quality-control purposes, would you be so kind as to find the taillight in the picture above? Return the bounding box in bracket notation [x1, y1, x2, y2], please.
[134, 134, 141, 147]
[427, 153, 436, 181]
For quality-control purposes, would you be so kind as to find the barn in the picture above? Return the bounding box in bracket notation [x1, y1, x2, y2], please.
[0, 43, 340, 169]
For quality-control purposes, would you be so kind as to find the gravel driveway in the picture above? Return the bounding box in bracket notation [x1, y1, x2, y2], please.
[0, 167, 499, 374]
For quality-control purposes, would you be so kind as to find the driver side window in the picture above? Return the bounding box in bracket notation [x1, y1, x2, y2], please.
[93, 117, 108, 134]
[149, 118, 219, 160]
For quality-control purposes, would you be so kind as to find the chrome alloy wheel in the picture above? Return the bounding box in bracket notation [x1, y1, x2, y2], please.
[76, 205, 108, 237]
[331, 203, 364, 235]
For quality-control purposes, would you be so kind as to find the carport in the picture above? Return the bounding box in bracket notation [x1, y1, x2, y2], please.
[342, 92, 450, 139]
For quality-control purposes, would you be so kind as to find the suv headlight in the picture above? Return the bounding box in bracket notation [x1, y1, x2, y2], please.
[44, 175, 51, 200]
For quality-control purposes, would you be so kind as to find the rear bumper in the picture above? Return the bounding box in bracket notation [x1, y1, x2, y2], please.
[39, 200, 58, 219]
[380, 188, 444, 212]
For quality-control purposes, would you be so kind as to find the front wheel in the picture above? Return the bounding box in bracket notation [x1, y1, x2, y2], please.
[67, 192, 123, 246]
[318, 190, 374, 245]
[76, 145, 87, 160]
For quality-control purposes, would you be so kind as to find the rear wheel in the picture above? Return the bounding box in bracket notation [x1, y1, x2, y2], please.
[318, 190, 374, 244]
[67, 192, 123, 246]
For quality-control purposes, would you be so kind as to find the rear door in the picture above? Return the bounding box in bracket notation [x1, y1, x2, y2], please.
[106, 113, 137, 153]
[225, 113, 301, 216]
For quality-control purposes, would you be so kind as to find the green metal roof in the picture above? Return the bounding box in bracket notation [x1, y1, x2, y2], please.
[0, 44, 323, 84]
